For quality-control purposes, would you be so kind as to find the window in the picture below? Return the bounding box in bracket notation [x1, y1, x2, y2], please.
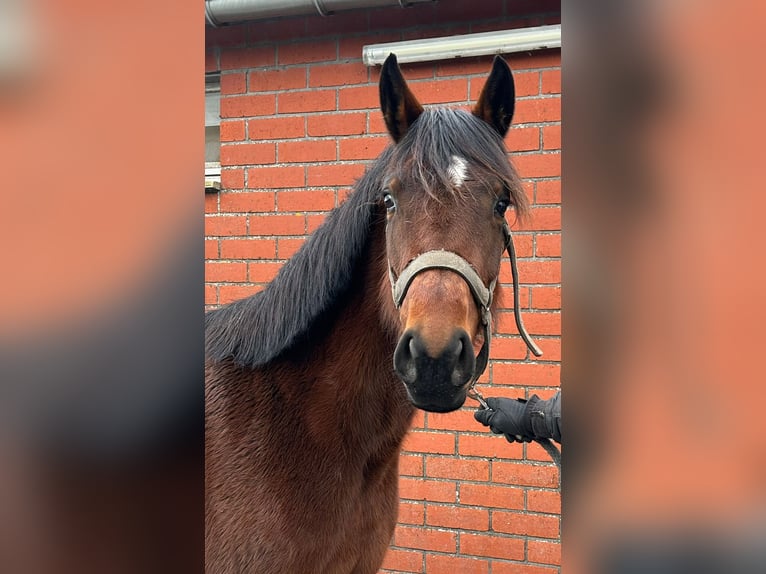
[205, 73, 221, 192]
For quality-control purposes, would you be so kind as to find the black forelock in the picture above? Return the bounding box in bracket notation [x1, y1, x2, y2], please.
[390, 108, 528, 216]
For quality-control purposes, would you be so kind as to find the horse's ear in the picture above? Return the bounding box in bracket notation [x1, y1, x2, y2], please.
[473, 56, 516, 137]
[379, 53, 424, 143]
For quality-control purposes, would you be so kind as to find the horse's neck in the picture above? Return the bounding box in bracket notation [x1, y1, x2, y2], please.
[276, 220, 413, 457]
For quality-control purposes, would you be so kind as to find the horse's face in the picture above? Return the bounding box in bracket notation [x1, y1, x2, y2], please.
[378, 54, 527, 413]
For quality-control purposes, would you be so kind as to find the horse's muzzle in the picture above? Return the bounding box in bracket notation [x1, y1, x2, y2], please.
[393, 328, 475, 412]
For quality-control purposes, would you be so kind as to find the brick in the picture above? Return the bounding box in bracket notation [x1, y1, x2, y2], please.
[306, 213, 326, 233]
[338, 136, 389, 160]
[205, 215, 247, 237]
[221, 168, 245, 189]
[513, 97, 561, 124]
[521, 206, 561, 231]
[219, 238, 276, 260]
[471, 70, 539, 100]
[277, 237, 305, 259]
[205, 284, 217, 305]
[310, 63, 368, 87]
[426, 504, 488, 531]
[205, 193, 218, 214]
[246, 166, 305, 189]
[505, 127, 540, 152]
[427, 410, 482, 432]
[528, 539, 561, 565]
[220, 72, 246, 95]
[506, 51, 562, 70]
[527, 490, 561, 515]
[247, 117, 304, 140]
[535, 180, 560, 204]
[399, 453, 424, 477]
[426, 457, 489, 482]
[277, 190, 335, 212]
[219, 46, 274, 70]
[205, 261, 246, 283]
[220, 120, 245, 142]
[381, 548, 423, 573]
[460, 483, 524, 510]
[514, 153, 561, 178]
[218, 284, 264, 305]
[492, 563, 558, 574]
[402, 431, 455, 455]
[425, 554, 489, 574]
[220, 143, 275, 166]
[492, 462, 559, 488]
[458, 434, 522, 459]
[308, 113, 366, 136]
[489, 337, 530, 360]
[277, 39, 336, 65]
[304, 10, 369, 37]
[220, 94, 276, 118]
[531, 286, 560, 309]
[205, 49, 219, 73]
[399, 501, 425, 526]
[246, 17, 306, 44]
[220, 191, 275, 213]
[526, 440, 561, 464]
[399, 478, 456, 503]
[278, 89, 336, 113]
[499, 312, 561, 336]
[367, 111, 388, 134]
[504, 260, 561, 284]
[541, 69, 561, 94]
[248, 261, 282, 283]
[338, 84, 378, 110]
[542, 125, 561, 150]
[393, 525, 457, 553]
[493, 362, 560, 386]
[249, 67, 307, 91]
[531, 337, 560, 361]
[205, 239, 218, 260]
[248, 214, 306, 236]
[492, 510, 559, 539]
[410, 79, 468, 104]
[207, 24, 246, 47]
[535, 234, 561, 257]
[496, 287, 531, 311]
[307, 163, 366, 186]
[460, 532, 525, 561]
[278, 140, 336, 163]
[504, 232, 533, 257]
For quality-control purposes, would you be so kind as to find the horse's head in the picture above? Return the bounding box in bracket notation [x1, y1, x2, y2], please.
[378, 54, 529, 413]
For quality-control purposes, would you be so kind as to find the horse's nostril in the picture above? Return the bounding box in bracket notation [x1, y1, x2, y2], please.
[409, 337, 419, 358]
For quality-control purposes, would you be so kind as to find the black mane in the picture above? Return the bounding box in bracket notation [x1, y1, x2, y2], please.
[205, 147, 392, 368]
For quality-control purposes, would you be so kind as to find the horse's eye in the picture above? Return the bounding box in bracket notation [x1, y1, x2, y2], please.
[383, 193, 397, 213]
[494, 199, 510, 216]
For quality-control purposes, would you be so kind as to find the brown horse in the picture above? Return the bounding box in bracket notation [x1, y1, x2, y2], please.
[205, 54, 531, 573]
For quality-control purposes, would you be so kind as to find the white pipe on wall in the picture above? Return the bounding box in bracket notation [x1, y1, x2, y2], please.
[362, 25, 561, 66]
[205, 0, 433, 27]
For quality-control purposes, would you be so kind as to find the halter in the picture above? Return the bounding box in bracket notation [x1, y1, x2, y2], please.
[387, 220, 543, 391]
[387, 222, 561, 467]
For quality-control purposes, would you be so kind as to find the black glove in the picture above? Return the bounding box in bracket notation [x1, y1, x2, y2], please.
[473, 396, 536, 443]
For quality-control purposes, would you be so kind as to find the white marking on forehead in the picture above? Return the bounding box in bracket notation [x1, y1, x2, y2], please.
[447, 155, 468, 188]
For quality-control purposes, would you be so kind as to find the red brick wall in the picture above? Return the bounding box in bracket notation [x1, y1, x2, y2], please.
[206, 1, 561, 572]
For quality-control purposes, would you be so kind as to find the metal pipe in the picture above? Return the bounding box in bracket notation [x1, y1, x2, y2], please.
[205, 0, 433, 27]
[362, 25, 561, 65]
